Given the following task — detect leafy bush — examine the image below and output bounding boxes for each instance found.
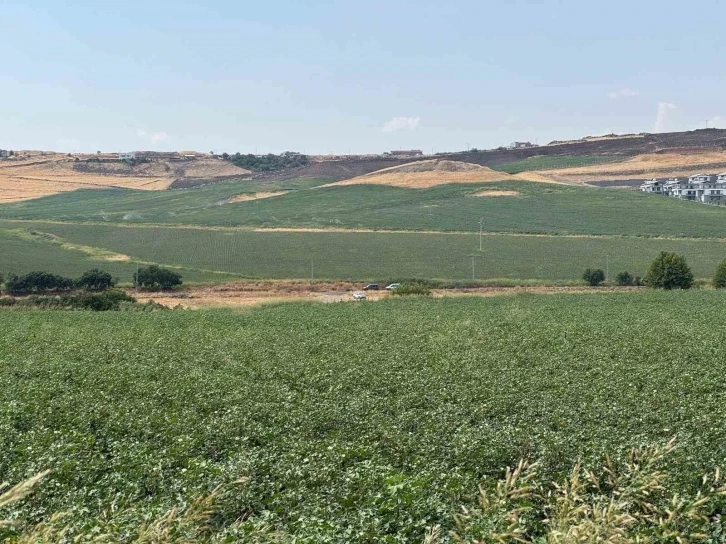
[134,265,183,290]
[713,257,726,288]
[11,290,136,311]
[645,251,694,290]
[4,271,74,295]
[75,268,116,291]
[615,271,634,286]
[582,268,605,286]
[389,281,432,296]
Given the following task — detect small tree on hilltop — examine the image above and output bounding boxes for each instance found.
[645,251,693,290]
[713,257,726,289]
[583,268,605,286]
[134,265,182,290]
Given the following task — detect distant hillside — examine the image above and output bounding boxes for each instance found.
[253,129,726,183]
[0,153,251,201]
[444,128,726,167]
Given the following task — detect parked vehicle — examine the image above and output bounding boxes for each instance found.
[352,292,367,301]
[385,283,400,290]
[363,284,379,290]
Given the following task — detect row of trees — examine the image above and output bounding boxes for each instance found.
[2,266,182,295]
[583,251,726,290]
[223,151,309,172]
[3,269,116,295]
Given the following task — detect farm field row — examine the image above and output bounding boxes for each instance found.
[4,221,726,282]
[2,292,726,541]
[3,180,726,237]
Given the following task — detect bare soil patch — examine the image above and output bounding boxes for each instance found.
[130,281,642,309]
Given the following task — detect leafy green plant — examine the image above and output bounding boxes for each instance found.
[645,251,694,290]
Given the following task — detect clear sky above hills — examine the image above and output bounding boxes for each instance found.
[1,0,724,154]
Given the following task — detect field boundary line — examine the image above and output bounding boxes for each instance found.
[3,219,726,243]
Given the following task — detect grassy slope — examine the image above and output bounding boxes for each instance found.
[489,154,620,173]
[0,228,240,283]
[5,221,726,280]
[3,181,726,237]
[2,292,726,541]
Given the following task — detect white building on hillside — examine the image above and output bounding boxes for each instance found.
[643,174,725,203]
[119,152,136,160]
[639,179,665,194]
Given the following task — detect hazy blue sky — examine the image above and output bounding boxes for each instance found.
[1,0,724,154]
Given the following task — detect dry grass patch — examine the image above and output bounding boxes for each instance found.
[326,159,514,188]
[0,154,251,202]
[472,189,520,197]
[228,191,288,203]
[538,150,726,182]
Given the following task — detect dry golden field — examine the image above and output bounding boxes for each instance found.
[0,154,250,202]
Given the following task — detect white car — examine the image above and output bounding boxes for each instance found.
[385,283,400,290]
[352,292,367,301]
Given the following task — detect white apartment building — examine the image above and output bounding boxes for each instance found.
[640,174,726,203]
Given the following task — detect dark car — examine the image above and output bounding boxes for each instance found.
[363,284,380,290]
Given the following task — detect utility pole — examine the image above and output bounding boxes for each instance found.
[135,262,139,291]
[606,255,609,282]
[478,217,483,251]
[311,259,314,282]
[472,256,475,280]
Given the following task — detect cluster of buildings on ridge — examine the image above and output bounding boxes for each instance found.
[640,174,726,203]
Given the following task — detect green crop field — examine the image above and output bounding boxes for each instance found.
[489,154,621,174]
[2,292,726,541]
[4,221,726,282]
[0,227,240,284]
[3,181,726,238]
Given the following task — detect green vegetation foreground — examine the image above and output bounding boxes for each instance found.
[2,292,726,541]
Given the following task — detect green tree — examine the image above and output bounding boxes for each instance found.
[713,257,726,288]
[134,265,182,290]
[645,251,694,290]
[615,271,634,286]
[76,269,116,291]
[582,268,605,286]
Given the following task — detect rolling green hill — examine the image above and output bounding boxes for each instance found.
[2,180,726,238]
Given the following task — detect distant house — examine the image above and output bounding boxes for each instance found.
[0,149,9,159]
[119,152,136,160]
[388,149,423,157]
[639,179,665,194]
[509,141,536,150]
[641,174,725,203]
